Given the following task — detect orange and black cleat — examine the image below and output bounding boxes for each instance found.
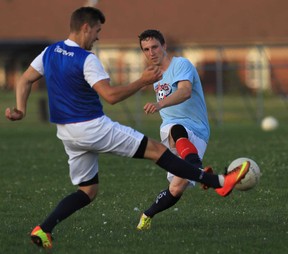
[215,161,250,197]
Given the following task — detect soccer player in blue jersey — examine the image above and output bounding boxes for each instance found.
[5,7,249,249]
[137,29,214,230]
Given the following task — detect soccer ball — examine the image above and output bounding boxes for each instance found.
[261,116,278,131]
[227,157,261,191]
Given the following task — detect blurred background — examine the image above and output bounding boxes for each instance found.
[1,3,288,253]
[0,0,287,128]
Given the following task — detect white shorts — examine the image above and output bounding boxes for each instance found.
[160,124,207,187]
[56,115,144,185]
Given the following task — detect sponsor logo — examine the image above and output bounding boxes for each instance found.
[155,83,172,101]
[155,190,167,204]
[54,45,74,57]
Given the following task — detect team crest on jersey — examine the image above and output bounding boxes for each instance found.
[155,83,172,101]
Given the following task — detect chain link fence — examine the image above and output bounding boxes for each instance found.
[1,44,287,128]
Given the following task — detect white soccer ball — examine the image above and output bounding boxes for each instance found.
[261,116,278,131]
[227,157,261,191]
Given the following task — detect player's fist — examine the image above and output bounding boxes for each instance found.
[141,65,162,85]
[5,107,24,121]
[144,102,161,114]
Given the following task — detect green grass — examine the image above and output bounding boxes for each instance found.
[0,91,288,253]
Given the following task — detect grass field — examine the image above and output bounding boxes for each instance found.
[0,91,288,253]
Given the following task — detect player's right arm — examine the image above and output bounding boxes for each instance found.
[5,66,42,121]
[92,65,162,105]
[84,54,161,105]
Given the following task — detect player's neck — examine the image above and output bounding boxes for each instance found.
[160,55,171,71]
[68,33,84,49]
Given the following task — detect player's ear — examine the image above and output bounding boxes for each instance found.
[82,23,90,33]
[163,43,167,50]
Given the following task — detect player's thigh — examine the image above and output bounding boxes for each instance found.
[58,116,144,158]
[89,116,145,157]
[64,141,99,186]
[160,124,177,154]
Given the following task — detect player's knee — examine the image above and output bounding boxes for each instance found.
[169,185,184,197]
[89,192,98,201]
[78,173,99,201]
[169,181,189,197]
[170,124,188,142]
[89,185,99,201]
[78,184,99,201]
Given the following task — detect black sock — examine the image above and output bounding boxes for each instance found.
[185,153,203,169]
[156,149,221,188]
[144,189,181,218]
[40,190,91,233]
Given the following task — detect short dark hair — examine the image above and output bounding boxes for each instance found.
[70,7,105,32]
[138,29,165,49]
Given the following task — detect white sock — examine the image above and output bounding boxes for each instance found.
[218,175,225,186]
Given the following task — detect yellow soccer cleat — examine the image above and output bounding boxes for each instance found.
[31,225,52,249]
[137,213,152,230]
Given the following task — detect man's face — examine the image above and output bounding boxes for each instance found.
[141,37,166,66]
[83,21,102,50]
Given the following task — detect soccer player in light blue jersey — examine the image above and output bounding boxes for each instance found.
[5,8,249,249]
[137,29,214,230]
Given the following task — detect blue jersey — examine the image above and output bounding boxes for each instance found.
[43,41,104,124]
[154,57,210,143]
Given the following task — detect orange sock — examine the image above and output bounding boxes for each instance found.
[175,138,198,159]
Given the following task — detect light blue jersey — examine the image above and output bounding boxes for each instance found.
[154,57,210,143]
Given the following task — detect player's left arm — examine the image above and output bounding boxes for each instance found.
[144,80,192,114]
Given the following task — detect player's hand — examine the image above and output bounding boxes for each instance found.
[5,107,24,121]
[144,102,161,114]
[141,65,162,85]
